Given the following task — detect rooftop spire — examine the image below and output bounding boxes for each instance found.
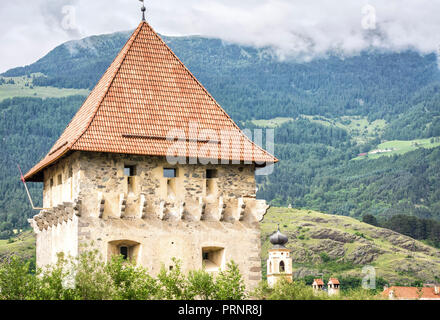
[270,225,288,248]
[139,0,146,21]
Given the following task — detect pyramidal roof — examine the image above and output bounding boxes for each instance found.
[25,21,277,181]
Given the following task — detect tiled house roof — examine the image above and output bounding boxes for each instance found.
[328,278,340,285]
[383,286,440,300]
[25,21,278,182]
[313,279,324,286]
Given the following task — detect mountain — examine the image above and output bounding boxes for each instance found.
[1,29,440,240]
[262,208,440,285]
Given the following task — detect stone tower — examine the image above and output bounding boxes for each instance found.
[24,16,277,291]
[266,226,292,287]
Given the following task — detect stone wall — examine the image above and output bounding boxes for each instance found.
[31,151,269,291]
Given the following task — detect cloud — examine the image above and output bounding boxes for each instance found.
[1,0,440,73]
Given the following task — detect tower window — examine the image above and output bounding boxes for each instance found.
[120,246,128,260]
[164,168,177,197]
[206,169,217,179]
[124,165,137,193]
[202,247,225,272]
[108,240,140,264]
[164,168,177,178]
[206,169,218,196]
[124,165,136,177]
[279,261,285,273]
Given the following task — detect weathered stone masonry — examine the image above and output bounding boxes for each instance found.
[29,151,269,290]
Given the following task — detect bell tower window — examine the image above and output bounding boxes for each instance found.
[279,260,285,273]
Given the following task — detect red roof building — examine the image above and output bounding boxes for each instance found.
[24,20,277,182]
[313,279,325,287]
[383,286,440,300]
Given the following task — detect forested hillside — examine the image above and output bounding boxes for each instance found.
[1,29,440,240]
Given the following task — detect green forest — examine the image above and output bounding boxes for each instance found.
[1,30,440,247]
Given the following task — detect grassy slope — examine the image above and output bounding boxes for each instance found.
[261,207,440,285]
[353,138,440,160]
[0,230,35,261]
[0,75,89,101]
[303,115,387,144]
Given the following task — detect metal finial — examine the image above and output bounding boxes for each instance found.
[139,0,146,21]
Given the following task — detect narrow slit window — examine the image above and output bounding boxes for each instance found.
[206,169,217,196]
[124,165,136,193]
[57,174,62,185]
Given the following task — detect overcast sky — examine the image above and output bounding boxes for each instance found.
[1,0,440,73]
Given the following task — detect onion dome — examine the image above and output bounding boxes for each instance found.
[270,225,288,248]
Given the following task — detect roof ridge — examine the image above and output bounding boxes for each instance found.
[70,22,145,151]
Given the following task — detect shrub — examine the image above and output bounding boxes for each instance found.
[320,252,331,263]
[213,261,247,300]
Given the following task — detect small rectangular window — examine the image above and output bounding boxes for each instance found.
[206,169,217,179]
[164,168,177,178]
[124,165,136,177]
[206,170,217,196]
[120,246,128,260]
[57,174,62,185]
[50,178,54,187]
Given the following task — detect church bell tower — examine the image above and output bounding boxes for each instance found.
[267,225,292,287]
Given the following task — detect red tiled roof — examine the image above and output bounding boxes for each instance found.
[313,279,324,286]
[24,21,278,181]
[328,278,340,285]
[383,286,440,300]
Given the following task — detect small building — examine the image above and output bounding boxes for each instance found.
[267,226,292,287]
[312,279,325,292]
[327,278,340,296]
[383,286,440,300]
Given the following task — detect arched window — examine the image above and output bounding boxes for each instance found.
[279,260,285,273]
